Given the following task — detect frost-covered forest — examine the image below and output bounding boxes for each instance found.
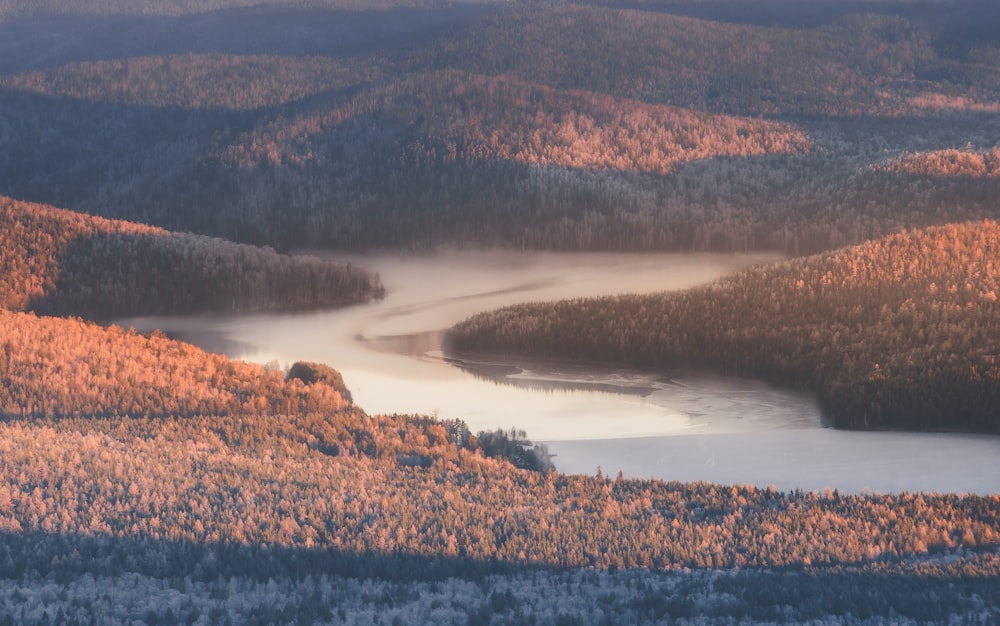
[1,0,1000,622]
[0,197,382,318]
[0,0,998,251]
[447,221,1000,433]
[0,207,998,621]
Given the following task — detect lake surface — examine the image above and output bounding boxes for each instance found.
[119,250,1000,495]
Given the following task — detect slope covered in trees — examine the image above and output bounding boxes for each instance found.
[1,2,998,620]
[415,2,936,117]
[0,0,448,21]
[3,215,993,579]
[2,54,381,111]
[0,0,998,252]
[0,310,350,419]
[0,298,997,621]
[447,220,1000,433]
[225,70,810,175]
[0,344,998,574]
[0,196,382,318]
[2,408,1000,571]
[0,202,994,623]
[0,542,996,625]
[882,147,1000,178]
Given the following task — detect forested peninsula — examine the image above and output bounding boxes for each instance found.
[447,221,1000,433]
[0,196,382,318]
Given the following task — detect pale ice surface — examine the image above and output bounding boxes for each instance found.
[119,250,1000,495]
[549,432,1000,495]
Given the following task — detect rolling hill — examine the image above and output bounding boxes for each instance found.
[0,0,998,252]
[1,2,999,620]
[0,196,383,318]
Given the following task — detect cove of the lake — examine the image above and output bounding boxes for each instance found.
[119,250,1000,495]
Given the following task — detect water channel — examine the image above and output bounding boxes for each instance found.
[119,250,1000,495]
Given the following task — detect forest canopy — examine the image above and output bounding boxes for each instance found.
[0,0,997,252]
[0,196,383,318]
[0,1,999,621]
[447,220,1000,433]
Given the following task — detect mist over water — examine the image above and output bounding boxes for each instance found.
[120,250,1000,495]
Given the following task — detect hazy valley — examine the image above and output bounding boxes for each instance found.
[1,0,999,623]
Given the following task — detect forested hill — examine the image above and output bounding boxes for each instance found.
[0,300,998,624]
[882,147,1000,178]
[0,0,998,251]
[0,310,350,419]
[0,0,448,20]
[0,214,997,622]
[0,196,383,318]
[447,220,1000,433]
[0,305,998,603]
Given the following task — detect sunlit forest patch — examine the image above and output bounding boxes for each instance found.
[224,70,810,174]
[882,147,1000,178]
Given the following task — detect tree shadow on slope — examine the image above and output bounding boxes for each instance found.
[0,530,996,624]
[26,231,382,320]
[0,5,487,75]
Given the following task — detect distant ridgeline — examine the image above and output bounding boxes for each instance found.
[447,221,1000,433]
[0,0,998,252]
[0,196,383,319]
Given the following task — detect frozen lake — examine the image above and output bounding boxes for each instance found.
[119,250,1000,495]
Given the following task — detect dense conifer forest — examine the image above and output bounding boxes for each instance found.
[0,196,383,318]
[0,0,998,251]
[0,302,998,622]
[447,221,1000,433]
[1,0,999,621]
[0,199,996,620]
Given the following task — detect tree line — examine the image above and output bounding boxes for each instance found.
[0,196,383,319]
[0,206,996,577]
[883,147,1000,179]
[0,409,997,575]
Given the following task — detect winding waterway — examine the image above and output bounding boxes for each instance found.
[119,250,1000,495]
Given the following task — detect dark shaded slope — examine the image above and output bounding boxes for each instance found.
[0,529,996,623]
[0,4,477,73]
[414,3,943,116]
[447,221,1000,433]
[1,1,998,254]
[0,196,383,318]
[2,54,381,110]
